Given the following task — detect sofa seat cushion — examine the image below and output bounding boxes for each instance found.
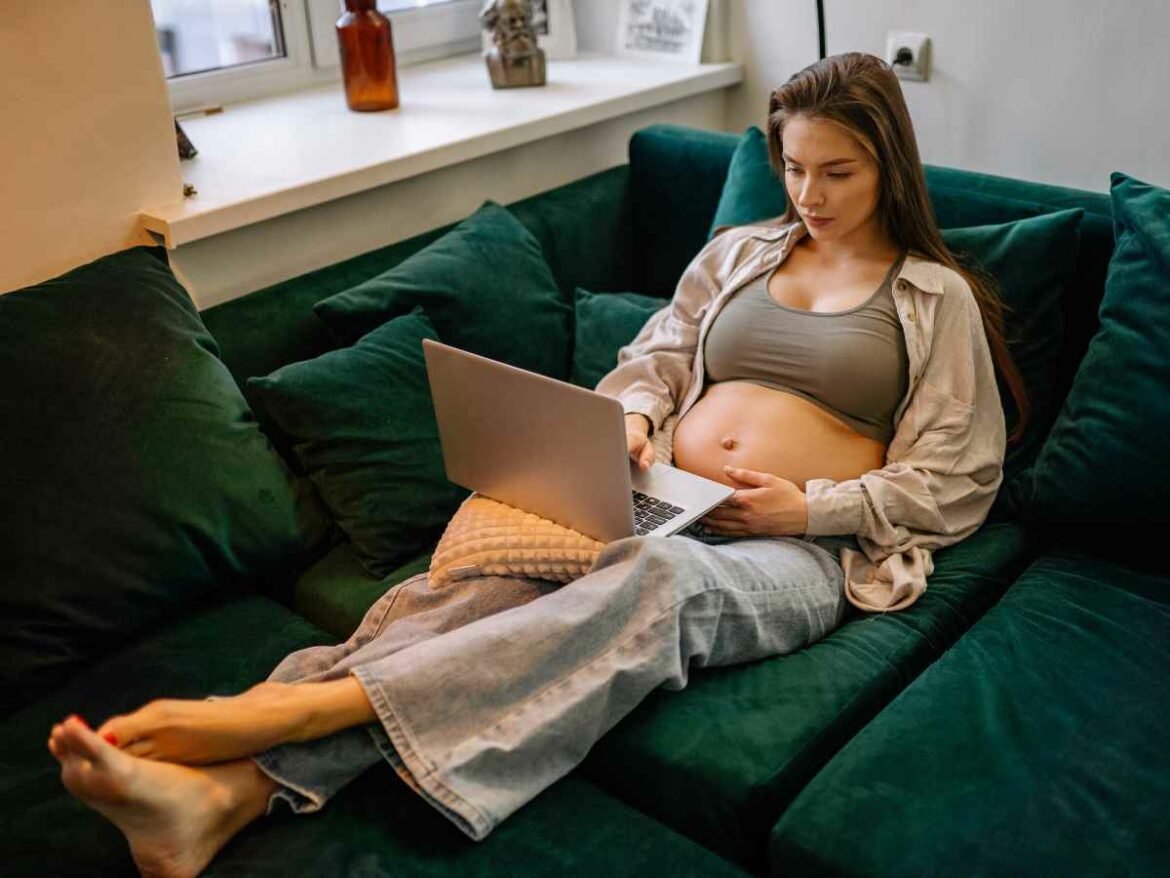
[0,594,333,876]
[199,767,749,878]
[769,549,1170,877]
[0,247,331,714]
[580,519,1037,873]
[294,541,432,640]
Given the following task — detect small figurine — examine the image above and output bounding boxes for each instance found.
[480,0,547,89]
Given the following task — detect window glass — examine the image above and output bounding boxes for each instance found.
[152,0,285,78]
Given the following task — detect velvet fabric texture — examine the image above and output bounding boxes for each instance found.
[629,125,737,297]
[248,308,468,580]
[313,201,573,380]
[709,125,787,235]
[1013,174,1170,554]
[570,288,666,389]
[770,549,1170,877]
[943,209,1084,483]
[0,248,330,715]
[293,542,430,641]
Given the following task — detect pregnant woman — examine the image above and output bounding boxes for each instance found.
[47,52,1022,878]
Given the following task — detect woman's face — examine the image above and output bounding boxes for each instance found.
[781,115,884,244]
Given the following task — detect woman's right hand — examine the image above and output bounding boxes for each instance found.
[625,413,656,472]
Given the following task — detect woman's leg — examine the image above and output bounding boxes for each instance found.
[94,573,559,765]
[343,533,845,840]
[52,572,560,872]
[47,715,275,878]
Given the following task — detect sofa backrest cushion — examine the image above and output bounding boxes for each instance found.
[313,201,573,381]
[570,289,665,390]
[202,168,633,397]
[708,125,786,236]
[1011,173,1170,557]
[629,125,737,298]
[0,248,332,714]
[942,209,1085,486]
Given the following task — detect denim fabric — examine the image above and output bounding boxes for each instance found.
[252,530,848,839]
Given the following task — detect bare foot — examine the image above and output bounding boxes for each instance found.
[48,716,273,878]
[96,679,376,766]
[96,682,305,765]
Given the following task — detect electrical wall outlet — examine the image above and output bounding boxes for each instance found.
[886,31,931,82]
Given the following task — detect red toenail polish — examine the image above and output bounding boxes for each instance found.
[103,732,118,746]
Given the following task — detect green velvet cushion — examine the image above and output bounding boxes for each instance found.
[943,209,1084,485]
[0,248,329,715]
[248,308,468,580]
[581,520,1037,872]
[293,541,432,640]
[1013,173,1170,554]
[204,769,750,878]
[570,288,666,389]
[708,126,787,235]
[770,550,1170,876]
[629,125,738,297]
[313,201,573,380]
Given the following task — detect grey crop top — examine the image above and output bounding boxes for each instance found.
[702,254,910,444]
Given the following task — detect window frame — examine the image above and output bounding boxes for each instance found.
[164,0,481,113]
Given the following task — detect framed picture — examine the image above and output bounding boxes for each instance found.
[615,0,709,64]
[481,0,577,61]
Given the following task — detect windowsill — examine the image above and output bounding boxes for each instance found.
[140,51,743,247]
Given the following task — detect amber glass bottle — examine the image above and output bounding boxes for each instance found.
[336,0,399,111]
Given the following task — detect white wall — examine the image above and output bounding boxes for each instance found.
[0,0,183,294]
[725,0,1170,192]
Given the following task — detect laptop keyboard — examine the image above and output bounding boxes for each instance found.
[632,491,686,536]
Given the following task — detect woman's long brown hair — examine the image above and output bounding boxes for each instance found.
[766,52,1029,446]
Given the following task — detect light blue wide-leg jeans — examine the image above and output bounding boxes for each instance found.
[252,529,852,840]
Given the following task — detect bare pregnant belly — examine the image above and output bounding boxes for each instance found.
[672,381,889,491]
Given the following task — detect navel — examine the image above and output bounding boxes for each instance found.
[721,436,737,451]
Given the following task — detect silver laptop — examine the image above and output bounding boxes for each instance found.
[422,339,735,543]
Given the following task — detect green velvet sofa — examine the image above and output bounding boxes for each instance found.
[3,123,1165,877]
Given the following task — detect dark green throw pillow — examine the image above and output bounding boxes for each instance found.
[571,289,666,390]
[709,126,787,236]
[942,209,1084,483]
[248,307,469,579]
[314,201,572,380]
[1013,173,1170,548]
[0,248,330,714]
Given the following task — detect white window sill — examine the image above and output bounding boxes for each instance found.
[141,51,743,248]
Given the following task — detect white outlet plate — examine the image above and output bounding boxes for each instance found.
[886,31,931,82]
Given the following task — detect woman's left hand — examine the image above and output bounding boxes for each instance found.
[699,466,809,537]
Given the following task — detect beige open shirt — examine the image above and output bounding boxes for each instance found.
[595,219,1006,613]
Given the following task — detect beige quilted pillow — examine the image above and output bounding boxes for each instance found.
[429,493,605,586]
